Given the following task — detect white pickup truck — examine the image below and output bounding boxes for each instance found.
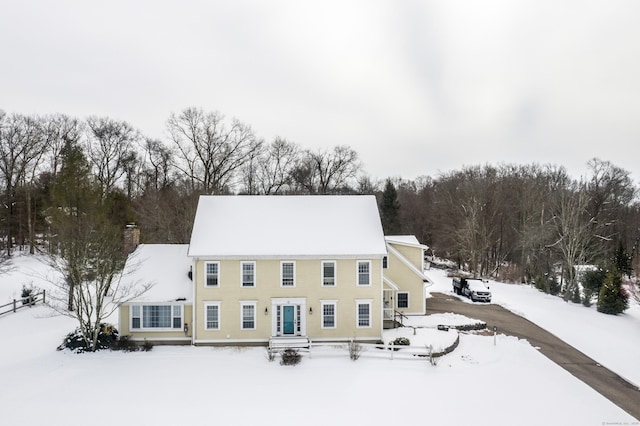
[452,277,492,302]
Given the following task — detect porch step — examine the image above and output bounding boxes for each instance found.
[384,319,402,329]
[268,337,310,351]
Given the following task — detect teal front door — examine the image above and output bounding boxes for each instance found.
[283,306,295,335]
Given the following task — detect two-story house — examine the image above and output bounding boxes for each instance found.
[118,195,429,346]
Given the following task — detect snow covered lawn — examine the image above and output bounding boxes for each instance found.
[425,267,640,387]
[0,255,638,424]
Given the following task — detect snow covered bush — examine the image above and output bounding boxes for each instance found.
[280,348,301,366]
[20,285,36,306]
[392,337,410,346]
[57,323,119,353]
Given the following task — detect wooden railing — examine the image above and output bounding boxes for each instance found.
[383,309,409,325]
[306,340,444,362]
[0,290,46,316]
[394,310,408,326]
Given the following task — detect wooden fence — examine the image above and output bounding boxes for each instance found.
[0,290,46,317]
[269,338,459,363]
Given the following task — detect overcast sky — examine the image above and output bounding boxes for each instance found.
[2,0,639,184]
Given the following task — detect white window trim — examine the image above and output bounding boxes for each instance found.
[130,303,183,332]
[355,299,372,329]
[204,261,220,288]
[240,301,257,330]
[204,301,221,330]
[356,260,372,286]
[397,292,409,309]
[280,261,296,287]
[320,300,338,329]
[321,260,337,287]
[240,261,256,287]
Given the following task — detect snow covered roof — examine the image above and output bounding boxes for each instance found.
[188,195,387,258]
[122,244,192,302]
[385,235,429,249]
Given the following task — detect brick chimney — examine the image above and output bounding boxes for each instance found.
[124,224,140,254]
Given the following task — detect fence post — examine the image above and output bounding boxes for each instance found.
[42,290,46,305]
[390,342,394,360]
[13,299,16,313]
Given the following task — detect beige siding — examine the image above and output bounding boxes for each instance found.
[119,304,193,343]
[193,258,383,344]
[385,243,425,315]
[392,243,424,270]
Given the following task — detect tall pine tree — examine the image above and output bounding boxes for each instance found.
[380,179,401,235]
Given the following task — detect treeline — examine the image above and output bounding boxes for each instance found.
[389,161,639,301]
[1,107,638,303]
[0,107,365,250]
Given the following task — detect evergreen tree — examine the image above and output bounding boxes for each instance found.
[46,140,146,351]
[582,266,606,307]
[50,140,101,310]
[380,179,401,235]
[613,241,633,278]
[597,267,628,314]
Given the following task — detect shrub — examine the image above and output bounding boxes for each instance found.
[112,335,139,352]
[348,340,362,361]
[392,337,410,346]
[280,348,301,366]
[21,285,36,306]
[141,339,154,352]
[57,323,119,353]
[111,336,153,352]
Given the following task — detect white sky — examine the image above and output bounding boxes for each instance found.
[2,0,640,184]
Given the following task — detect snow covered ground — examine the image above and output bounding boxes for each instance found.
[424,267,640,387]
[0,254,638,425]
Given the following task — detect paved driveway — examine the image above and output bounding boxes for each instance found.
[427,292,640,421]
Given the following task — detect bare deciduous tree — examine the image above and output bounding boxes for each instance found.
[47,220,151,351]
[85,116,138,197]
[293,145,360,194]
[548,182,610,300]
[0,113,48,256]
[167,107,261,194]
[141,138,174,191]
[255,137,299,194]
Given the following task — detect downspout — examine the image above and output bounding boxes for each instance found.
[191,257,197,345]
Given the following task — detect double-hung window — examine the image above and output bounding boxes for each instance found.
[131,304,182,330]
[241,262,255,287]
[356,300,371,328]
[131,305,141,329]
[281,261,295,287]
[357,261,371,286]
[321,301,337,329]
[205,262,220,287]
[205,302,220,330]
[241,302,256,330]
[397,292,409,309]
[322,261,336,286]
